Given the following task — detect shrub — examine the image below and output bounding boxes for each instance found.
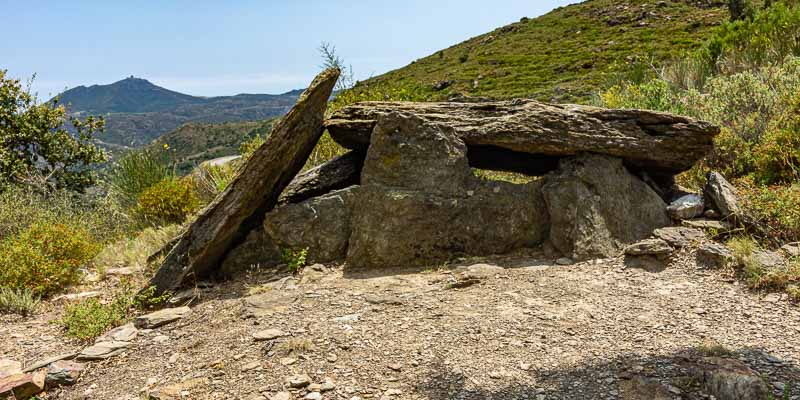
[0,287,40,316]
[106,150,173,207]
[136,177,199,226]
[737,179,800,244]
[0,221,101,296]
[281,247,308,273]
[60,294,132,340]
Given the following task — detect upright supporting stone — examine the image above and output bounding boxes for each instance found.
[144,68,340,296]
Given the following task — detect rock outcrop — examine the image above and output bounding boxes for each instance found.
[325,100,719,178]
[145,68,340,296]
[543,155,671,260]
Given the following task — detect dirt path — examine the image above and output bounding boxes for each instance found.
[3,253,799,399]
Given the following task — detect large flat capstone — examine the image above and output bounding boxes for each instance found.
[324,100,719,178]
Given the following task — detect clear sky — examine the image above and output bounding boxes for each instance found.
[2,0,575,98]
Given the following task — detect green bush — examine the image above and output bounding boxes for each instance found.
[0,287,40,316]
[737,179,800,243]
[106,150,174,207]
[60,294,132,340]
[0,221,101,296]
[136,177,199,225]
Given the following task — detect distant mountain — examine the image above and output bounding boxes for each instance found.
[53,77,301,149]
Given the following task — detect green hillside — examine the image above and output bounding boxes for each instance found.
[359,0,728,102]
[148,119,274,174]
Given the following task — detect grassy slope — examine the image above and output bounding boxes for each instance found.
[361,0,727,102]
[147,119,274,173]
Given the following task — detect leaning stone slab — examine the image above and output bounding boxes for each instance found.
[135,306,192,329]
[704,171,742,218]
[325,100,719,177]
[144,68,340,297]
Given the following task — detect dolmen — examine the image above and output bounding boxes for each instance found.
[144,69,719,297]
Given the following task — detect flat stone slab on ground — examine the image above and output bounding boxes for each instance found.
[253,328,286,341]
[77,341,132,361]
[135,306,192,329]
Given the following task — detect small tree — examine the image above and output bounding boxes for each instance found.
[0,70,107,191]
[318,42,355,92]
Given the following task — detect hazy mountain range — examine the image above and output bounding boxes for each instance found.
[53,77,300,149]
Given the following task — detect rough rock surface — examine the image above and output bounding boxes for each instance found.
[267,187,359,263]
[667,193,704,220]
[277,150,365,206]
[134,307,192,329]
[325,100,719,177]
[45,360,83,387]
[782,242,800,258]
[653,227,706,248]
[623,239,673,256]
[705,171,742,218]
[346,113,549,269]
[543,155,671,261]
[689,357,770,400]
[222,187,360,273]
[145,68,340,296]
[696,242,734,269]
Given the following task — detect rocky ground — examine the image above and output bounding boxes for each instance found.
[2,250,799,400]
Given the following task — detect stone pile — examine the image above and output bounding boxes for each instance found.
[145,80,722,296]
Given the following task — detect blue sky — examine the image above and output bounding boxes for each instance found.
[2,1,575,98]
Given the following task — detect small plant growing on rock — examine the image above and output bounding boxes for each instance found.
[0,287,40,316]
[134,285,172,310]
[281,247,308,273]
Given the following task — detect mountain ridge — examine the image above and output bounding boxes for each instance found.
[54,77,300,148]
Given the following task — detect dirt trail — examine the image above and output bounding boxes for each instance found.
[3,253,799,399]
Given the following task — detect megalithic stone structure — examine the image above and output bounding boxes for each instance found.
[144,68,340,297]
